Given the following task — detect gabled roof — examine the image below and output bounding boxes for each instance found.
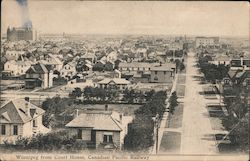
[66,111,123,131]
[26,63,51,74]
[0,99,45,124]
[228,69,238,79]
[97,78,130,85]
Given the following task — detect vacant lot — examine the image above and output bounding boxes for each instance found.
[177,74,186,84]
[66,104,141,116]
[167,104,184,128]
[159,132,181,154]
[206,105,226,131]
[176,85,185,97]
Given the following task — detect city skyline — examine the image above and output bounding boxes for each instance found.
[1,1,249,37]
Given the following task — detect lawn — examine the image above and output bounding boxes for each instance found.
[177,74,186,84]
[176,85,185,97]
[68,104,141,116]
[206,105,226,131]
[159,131,181,154]
[166,104,184,128]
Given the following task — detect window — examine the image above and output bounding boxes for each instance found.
[1,125,6,135]
[155,71,158,74]
[103,135,113,143]
[164,71,166,75]
[13,125,18,135]
[33,120,37,127]
[77,129,82,139]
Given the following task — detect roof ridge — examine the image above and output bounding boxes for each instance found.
[11,100,31,123]
[110,116,123,131]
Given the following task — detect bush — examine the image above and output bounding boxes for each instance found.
[13,130,87,152]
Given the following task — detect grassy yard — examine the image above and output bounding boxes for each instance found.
[65,104,141,116]
[176,85,186,97]
[167,104,184,128]
[177,74,186,84]
[159,132,181,154]
[206,105,226,131]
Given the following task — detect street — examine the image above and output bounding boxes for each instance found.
[180,52,218,154]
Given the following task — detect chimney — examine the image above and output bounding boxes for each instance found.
[105,104,108,111]
[119,114,123,124]
[25,97,30,102]
[25,97,30,117]
[240,56,244,67]
[75,109,79,118]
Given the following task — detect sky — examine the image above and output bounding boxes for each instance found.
[1,0,249,37]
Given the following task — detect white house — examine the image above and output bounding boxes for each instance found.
[60,62,77,79]
[0,98,50,144]
[3,60,32,76]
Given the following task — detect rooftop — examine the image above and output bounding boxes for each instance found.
[0,99,45,124]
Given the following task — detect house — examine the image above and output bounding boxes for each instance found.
[0,98,50,144]
[66,109,133,150]
[60,62,77,80]
[25,63,53,89]
[39,54,63,71]
[150,63,176,83]
[5,50,25,60]
[97,78,130,91]
[221,70,250,106]
[80,53,97,64]
[230,56,250,71]
[106,51,118,63]
[208,54,231,66]
[3,60,32,77]
[118,62,159,73]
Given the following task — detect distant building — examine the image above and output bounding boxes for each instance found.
[97,78,130,91]
[0,98,50,144]
[230,56,250,71]
[5,50,25,60]
[195,37,219,48]
[150,63,176,83]
[7,27,35,41]
[25,63,53,89]
[3,60,32,77]
[60,62,77,80]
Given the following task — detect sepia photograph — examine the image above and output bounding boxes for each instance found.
[0,0,249,161]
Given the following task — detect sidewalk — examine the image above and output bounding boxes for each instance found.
[151,73,179,154]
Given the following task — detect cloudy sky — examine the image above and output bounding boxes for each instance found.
[1,0,249,37]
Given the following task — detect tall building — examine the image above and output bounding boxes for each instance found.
[195,36,219,48]
[7,26,34,41]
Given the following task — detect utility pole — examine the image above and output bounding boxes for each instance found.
[154,114,160,154]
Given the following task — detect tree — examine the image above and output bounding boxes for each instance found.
[41,97,73,128]
[124,116,154,151]
[71,87,82,98]
[169,91,178,114]
[83,86,93,101]
[145,90,155,102]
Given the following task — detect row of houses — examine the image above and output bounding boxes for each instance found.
[0,98,132,150]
